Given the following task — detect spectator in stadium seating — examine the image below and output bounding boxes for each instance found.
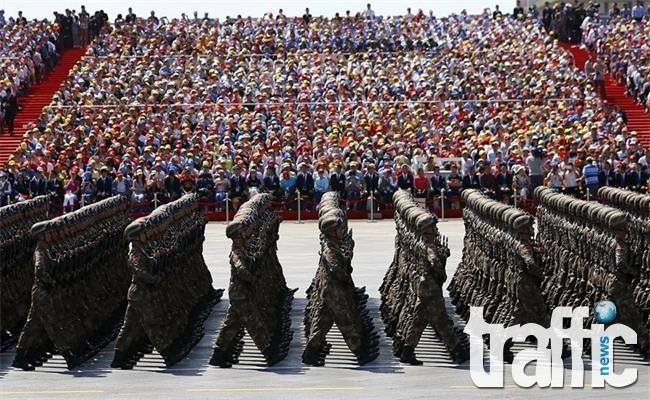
[313,166,329,204]
[462,166,481,191]
[164,168,182,201]
[29,167,47,197]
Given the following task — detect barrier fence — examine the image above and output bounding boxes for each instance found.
[2,189,628,222]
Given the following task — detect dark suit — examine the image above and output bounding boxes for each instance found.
[330,171,346,196]
[598,169,616,187]
[296,172,314,196]
[495,172,513,198]
[397,173,414,191]
[95,175,113,200]
[462,174,481,190]
[363,173,379,196]
[228,175,247,198]
[430,174,447,195]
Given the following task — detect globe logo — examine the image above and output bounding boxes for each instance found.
[594,301,617,324]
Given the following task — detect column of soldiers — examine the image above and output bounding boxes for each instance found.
[448,189,548,361]
[380,189,468,365]
[302,192,379,366]
[112,194,223,369]
[210,193,297,368]
[535,186,649,357]
[598,187,650,335]
[0,196,50,351]
[12,196,132,370]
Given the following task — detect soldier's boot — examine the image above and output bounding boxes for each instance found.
[111,350,132,369]
[354,344,379,366]
[450,343,470,364]
[12,353,35,371]
[503,340,514,364]
[399,345,423,365]
[302,345,325,366]
[209,348,232,368]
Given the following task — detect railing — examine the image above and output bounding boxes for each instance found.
[5,186,624,222]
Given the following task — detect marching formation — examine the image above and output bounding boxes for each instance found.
[0,196,49,351]
[380,189,467,365]
[2,185,649,372]
[112,194,223,369]
[302,192,379,366]
[598,187,650,333]
[12,196,131,370]
[210,193,297,368]
[535,186,649,357]
[449,189,548,360]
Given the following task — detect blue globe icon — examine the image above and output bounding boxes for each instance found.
[594,301,617,324]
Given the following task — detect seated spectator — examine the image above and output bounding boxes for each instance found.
[229,165,247,211]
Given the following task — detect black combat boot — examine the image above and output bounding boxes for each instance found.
[399,346,423,365]
[209,348,232,368]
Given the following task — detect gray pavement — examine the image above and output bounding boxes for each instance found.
[1,219,648,399]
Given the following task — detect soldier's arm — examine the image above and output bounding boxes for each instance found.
[231,250,255,283]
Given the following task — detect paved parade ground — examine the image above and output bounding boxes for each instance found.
[1,219,648,399]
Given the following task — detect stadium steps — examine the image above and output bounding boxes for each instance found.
[561,42,650,148]
[0,48,87,163]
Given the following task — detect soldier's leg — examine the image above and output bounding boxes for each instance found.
[13,307,51,370]
[400,303,427,365]
[112,304,148,368]
[210,306,244,367]
[611,286,649,356]
[303,308,334,366]
[426,285,468,362]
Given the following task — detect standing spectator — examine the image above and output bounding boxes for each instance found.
[462,166,481,191]
[79,5,89,47]
[246,166,263,196]
[377,167,396,208]
[313,167,329,205]
[47,169,64,208]
[196,163,215,204]
[495,162,513,201]
[581,156,600,197]
[429,166,447,207]
[563,163,579,196]
[2,88,18,135]
[413,167,431,200]
[62,172,80,212]
[527,147,545,191]
[329,163,346,200]
[279,168,297,208]
[593,58,606,99]
[295,162,314,209]
[0,171,12,206]
[29,167,47,197]
[229,165,247,211]
[125,7,136,23]
[164,168,182,201]
[131,169,148,207]
[112,171,131,197]
[598,161,616,188]
[95,166,112,201]
[363,163,379,200]
[214,170,230,211]
[632,1,646,22]
[546,164,563,191]
[263,165,282,200]
[628,163,649,193]
[479,163,496,198]
[345,161,364,210]
[397,164,414,191]
[512,165,530,206]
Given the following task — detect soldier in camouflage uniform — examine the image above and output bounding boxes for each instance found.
[302,192,379,366]
[0,196,49,351]
[112,194,222,369]
[536,186,649,357]
[381,189,468,365]
[13,196,131,370]
[210,193,296,368]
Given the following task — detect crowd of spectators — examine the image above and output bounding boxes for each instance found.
[0,5,648,211]
[582,3,650,113]
[0,11,60,135]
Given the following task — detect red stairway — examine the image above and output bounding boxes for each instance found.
[560,42,650,148]
[0,48,87,163]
